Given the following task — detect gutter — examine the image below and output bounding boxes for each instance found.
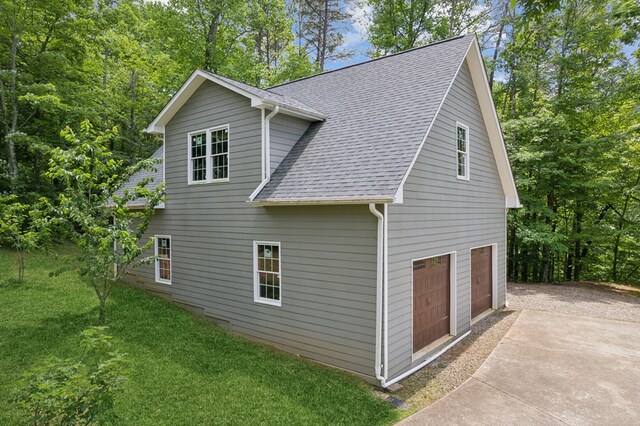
[369,203,388,387]
[247,196,394,206]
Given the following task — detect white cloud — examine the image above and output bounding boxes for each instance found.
[347,2,372,40]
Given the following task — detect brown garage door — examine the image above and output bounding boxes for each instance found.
[471,246,493,319]
[413,255,450,353]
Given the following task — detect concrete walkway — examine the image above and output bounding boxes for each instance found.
[399,310,640,425]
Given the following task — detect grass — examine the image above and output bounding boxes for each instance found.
[0,249,398,425]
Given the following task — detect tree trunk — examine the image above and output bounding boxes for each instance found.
[508,222,517,280]
[6,24,21,189]
[573,209,583,280]
[489,1,509,90]
[17,251,25,282]
[204,12,221,71]
[318,0,329,70]
[98,297,107,324]
[448,0,458,37]
[129,69,137,157]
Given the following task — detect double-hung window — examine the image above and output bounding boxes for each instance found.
[456,123,469,180]
[155,235,171,284]
[188,125,229,184]
[254,242,281,306]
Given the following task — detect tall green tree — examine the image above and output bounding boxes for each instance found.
[366,0,492,56]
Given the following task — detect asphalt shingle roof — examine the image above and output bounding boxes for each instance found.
[114,146,164,207]
[252,35,473,202]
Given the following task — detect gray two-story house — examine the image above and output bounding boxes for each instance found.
[124,34,520,388]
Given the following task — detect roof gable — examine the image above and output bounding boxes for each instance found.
[146,70,325,134]
[251,35,519,208]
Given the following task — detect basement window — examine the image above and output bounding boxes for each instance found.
[254,242,281,306]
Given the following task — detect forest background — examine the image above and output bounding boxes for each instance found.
[1,0,638,283]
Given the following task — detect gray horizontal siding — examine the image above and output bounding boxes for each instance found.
[127,81,378,377]
[270,114,309,173]
[386,60,507,379]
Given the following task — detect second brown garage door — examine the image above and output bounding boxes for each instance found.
[471,246,493,319]
[413,255,450,353]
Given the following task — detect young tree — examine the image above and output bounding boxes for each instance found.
[46,120,165,324]
[0,195,53,282]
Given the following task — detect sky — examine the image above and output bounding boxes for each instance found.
[326,2,374,70]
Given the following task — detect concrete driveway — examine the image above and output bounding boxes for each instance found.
[399,310,640,425]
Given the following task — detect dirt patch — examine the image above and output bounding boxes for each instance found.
[393,309,520,415]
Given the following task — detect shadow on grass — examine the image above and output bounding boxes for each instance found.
[101,283,397,426]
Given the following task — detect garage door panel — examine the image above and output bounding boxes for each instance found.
[413,254,451,353]
[471,246,493,319]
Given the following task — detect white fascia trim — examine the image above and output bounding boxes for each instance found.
[247,197,394,206]
[466,39,521,209]
[393,36,521,209]
[146,70,324,134]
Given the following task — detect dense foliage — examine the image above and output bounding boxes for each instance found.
[0,0,637,283]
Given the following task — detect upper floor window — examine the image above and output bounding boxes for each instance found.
[188,125,229,184]
[456,123,469,180]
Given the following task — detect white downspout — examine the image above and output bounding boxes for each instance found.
[264,106,279,179]
[260,108,266,180]
[383,203,389,381]
[369,203,386,387]
[250,106,280,201]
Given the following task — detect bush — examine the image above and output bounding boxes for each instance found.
[15,327,129,425]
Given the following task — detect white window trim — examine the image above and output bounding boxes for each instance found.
[154,235,172,285]
[456,122,470,181]
[253,241,282,307]
[187,124,230,185]
[410,251,457,362]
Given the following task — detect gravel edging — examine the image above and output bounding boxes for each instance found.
[508,282,640,323]
[394,309,520,415]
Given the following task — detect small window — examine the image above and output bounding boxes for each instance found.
[456,123,469,180]
[188,125,229,184]
[254,242,281,306]
[155,236,171,284]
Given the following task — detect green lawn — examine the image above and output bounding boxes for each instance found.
[0,249,397,425]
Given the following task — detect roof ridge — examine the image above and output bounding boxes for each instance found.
[267,34,472,90]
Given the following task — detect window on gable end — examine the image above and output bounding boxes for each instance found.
[188,125,229,184]
[456,123,469,180]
